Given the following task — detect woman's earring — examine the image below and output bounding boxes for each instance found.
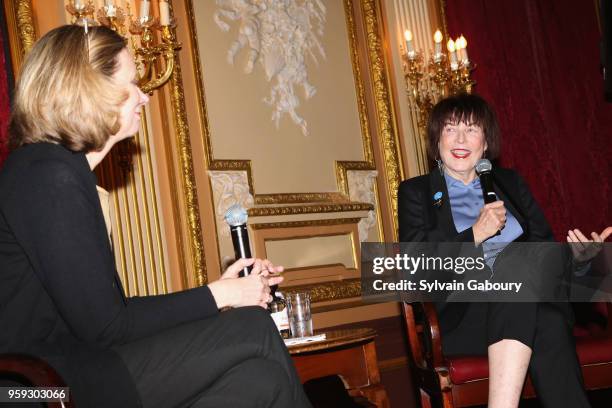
[436,158,444,175]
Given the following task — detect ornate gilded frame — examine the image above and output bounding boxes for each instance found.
[185,0,401,213]
[182,0,402,301]
[2,0,36,77]
[251,217,364,302]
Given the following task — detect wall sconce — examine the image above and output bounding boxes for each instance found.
[401,29,476,130]
[66,0,179,95]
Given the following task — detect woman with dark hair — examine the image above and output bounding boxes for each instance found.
[0,25,311,408]
[398,93,610,408]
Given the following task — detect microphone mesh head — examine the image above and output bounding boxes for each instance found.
[475,158,492,175]
[224,204,248,226]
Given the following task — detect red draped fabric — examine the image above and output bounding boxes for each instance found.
[0,21,10,167]
[446,0,612,240]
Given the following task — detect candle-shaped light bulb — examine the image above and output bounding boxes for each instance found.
[433,29,443,61]
[434,30,443,44]
[447,39,458,70]
[160,0,171,26]
[404,30,415,57]
[459,35,469,63]
[447,39,455,52]
[105,0,116,17]
[454,36,463,62]
[74,0,84,9]
[140,0,150,21]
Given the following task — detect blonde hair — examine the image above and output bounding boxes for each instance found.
[9,25,128,152]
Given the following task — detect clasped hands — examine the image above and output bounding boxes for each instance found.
[208,258,284,310]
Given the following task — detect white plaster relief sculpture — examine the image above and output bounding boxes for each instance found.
[208,170,255,236]
[347,170,378,241]
[214,0,326,136]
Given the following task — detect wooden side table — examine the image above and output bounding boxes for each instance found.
[288,328,390,408]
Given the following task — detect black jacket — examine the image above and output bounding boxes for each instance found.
[398,167,561,332]
[0,143,219,407]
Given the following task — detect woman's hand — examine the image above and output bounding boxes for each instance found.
[209,258,284,309]
[566,227,612,264]
[472,201,506,245]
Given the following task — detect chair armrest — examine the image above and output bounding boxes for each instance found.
[0,354,71,408]
[422,302,446,368]
[402,302,446,370]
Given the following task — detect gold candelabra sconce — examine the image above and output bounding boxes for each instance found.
[401,29,476,130]
[66,0,179,95]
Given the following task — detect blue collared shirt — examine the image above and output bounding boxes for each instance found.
[444,172,523,270]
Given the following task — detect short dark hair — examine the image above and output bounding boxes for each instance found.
[426,93,501,160]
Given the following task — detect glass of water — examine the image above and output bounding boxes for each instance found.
[286,291,313,338]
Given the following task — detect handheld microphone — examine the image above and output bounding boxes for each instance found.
[224,204,252,277]
[475,159,497,204]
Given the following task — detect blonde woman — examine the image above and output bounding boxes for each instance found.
[0,25,311,408]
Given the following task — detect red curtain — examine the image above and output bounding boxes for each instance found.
[446,0,612,240]
[0,20,10,167]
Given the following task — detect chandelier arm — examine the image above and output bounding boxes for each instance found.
[137,59,155,88]
[140,50,175,94]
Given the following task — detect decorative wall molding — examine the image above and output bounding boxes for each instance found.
[361,0,403,240]
[188,0,378,208]
[186,0,401,302]
[167,51,208,287]
[208,170,255,235]
[2,0,37,77]
[284,278,361,303]
[347,170,378,241]
[213,0,327,136]
[251,218,360,230]
[248,202,372,217]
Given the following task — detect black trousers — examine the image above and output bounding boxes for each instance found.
[114,307,312,408]
[441,302,590,408]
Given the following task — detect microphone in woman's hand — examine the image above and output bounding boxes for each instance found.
[224,204,252,277]
[475,159,497,204]
[476,159,502,236]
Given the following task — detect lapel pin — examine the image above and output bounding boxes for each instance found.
[433,191,443,207]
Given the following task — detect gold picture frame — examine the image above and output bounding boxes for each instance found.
[185,0,402,212]
[2,0,36,78]
[182,0,403,300]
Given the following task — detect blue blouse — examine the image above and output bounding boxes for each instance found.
[444,172,523,270]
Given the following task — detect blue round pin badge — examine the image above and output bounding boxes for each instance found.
[433,191,443,200]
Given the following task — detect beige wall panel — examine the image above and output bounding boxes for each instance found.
[266,235,356,270]
[184,0,401,314]
[192,0,365,194]
[251,220,361,287]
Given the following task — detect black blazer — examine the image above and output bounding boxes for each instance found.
[397,167,559,332]
[0,143,219,407]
